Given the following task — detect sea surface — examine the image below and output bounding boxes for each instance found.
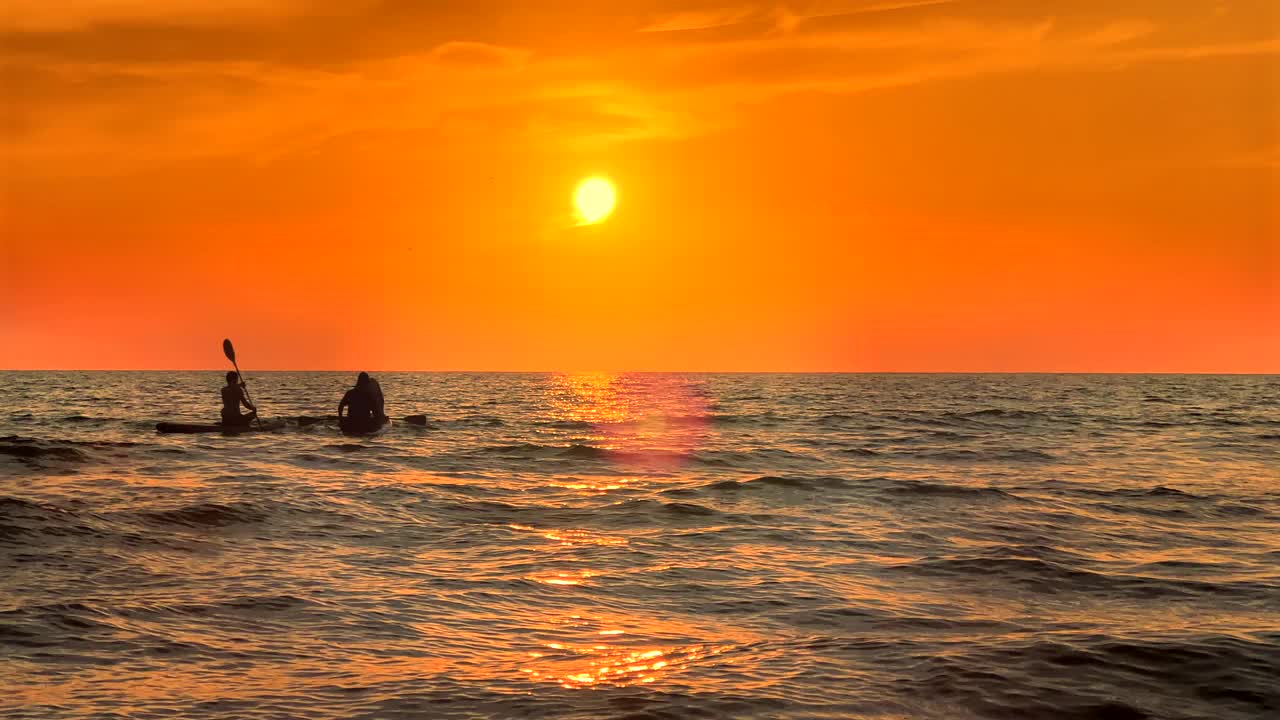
[2,372,1278,720]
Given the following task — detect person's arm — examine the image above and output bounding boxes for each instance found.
[239,385,256,412]
[338,391,349,418]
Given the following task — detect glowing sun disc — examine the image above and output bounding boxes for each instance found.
[574,177,616,225]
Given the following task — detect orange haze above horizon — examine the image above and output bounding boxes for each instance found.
[1,0,1277,371]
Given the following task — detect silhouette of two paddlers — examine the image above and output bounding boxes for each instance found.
[219,370,387,432]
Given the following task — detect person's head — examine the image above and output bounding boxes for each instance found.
[356,372,370,387]
[225,371,238,385]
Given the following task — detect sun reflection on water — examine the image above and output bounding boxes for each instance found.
[515,613,741,691]
[528,569,598,586]
[522,639,730,689]
[505,375,730,692]
[549,476,640,492]
[546,372,713,473]
[508,523,628,546]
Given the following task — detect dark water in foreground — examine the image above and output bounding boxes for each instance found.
[2,372,1278,719]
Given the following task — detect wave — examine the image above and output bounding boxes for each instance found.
[557,443,687,465]
[0,436,88,463]
[435,415,506,428]
[606,498,728,520]
[0,601,117,649]
[0,599,226,659]
[326,443,372,453]
[465,442,697,469]
[703,479,747,491]
[1091,501,1197,520]
[669,475,848,496]
[60,414,112,425]
[661,501,719,516]
[138,502,266,529]
[435,497,739,528]
[0,497,55,512]
[814,412,862,426]
[874,478,1018,500]
[0,496,100,543]
[0,434,144,465]
[741,475,848,491]
[476,442,555,457]
[911,634,1278,720]
[677,412,781,427]
[1079,492,1274,521]
[909,448,1057,463]
[1209,502,1270,518]
[538,420,595,430]
[0,497,196,556]
[959,408,1050,419]
[440,499,526,521]
[881,413,966,428]
[560,444,610,459]
[0,496,70,517]
[895,555,1278,599]
[894,429,982,443]
[1028,482,1277,522]
[118,594,321,619]
[692,447,813,469]
[673,476,1018,504]
[1064,485,1204,500]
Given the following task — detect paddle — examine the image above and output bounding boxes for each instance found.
[222,338,262,428]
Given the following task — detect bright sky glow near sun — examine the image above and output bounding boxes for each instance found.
[0,1,1276,371]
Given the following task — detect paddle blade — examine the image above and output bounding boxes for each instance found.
[222,339,236,364]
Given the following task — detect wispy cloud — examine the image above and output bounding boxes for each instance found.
[429,41,532,69]
[639,6,763,33]
[4,0,1276,175]
[794,0,957,22]
[0,0,326,31]
[638,1,958,36]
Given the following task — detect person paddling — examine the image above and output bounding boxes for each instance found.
[339,372,387,424]
[221,371,257,427]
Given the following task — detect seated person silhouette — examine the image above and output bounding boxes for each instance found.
[339,372,386,424]
[221,371,257,426]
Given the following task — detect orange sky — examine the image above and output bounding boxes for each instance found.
[1,0,1277,371]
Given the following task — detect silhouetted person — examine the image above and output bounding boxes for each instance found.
[221,371,257,426]
[339,372,386,422]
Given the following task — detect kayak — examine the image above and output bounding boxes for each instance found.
[156,415,409,435]
[156,420,286,434]
[339,416,390,436]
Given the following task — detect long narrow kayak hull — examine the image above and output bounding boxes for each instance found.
[156,420,285,434]
[339,417,389,436]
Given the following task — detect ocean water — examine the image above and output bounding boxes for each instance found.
[2,372,1278,720]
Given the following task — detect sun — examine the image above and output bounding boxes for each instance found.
[574,177,616,225]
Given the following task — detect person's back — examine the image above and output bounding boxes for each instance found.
[220,372,256,426]
[221,384,240,415]
[367,377,386,419]
[339,374,375,420]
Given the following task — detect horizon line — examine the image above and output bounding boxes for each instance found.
[1,369,1276,376]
